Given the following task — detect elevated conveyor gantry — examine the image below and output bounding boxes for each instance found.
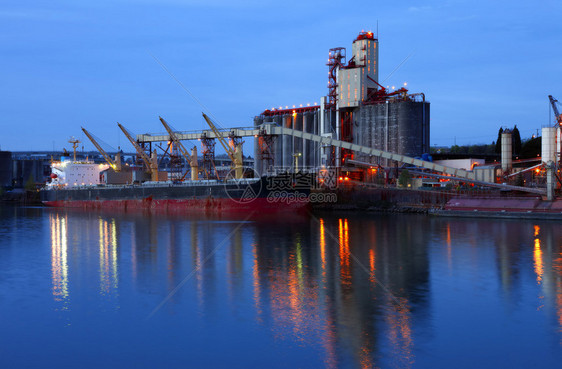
[136,123,546,195]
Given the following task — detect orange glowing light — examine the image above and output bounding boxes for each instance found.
[533,238,543,284]
[338,219,350,272]
[369,249,375,273]
[344,177,349,181]
[320,218,326,271]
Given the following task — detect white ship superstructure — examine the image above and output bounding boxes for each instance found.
[48,157,108,188]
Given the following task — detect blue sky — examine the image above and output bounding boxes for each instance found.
[1,0,561,152]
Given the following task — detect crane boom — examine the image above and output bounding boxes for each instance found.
[81,127,119,171]
[159,117,198,180]
[202,113,236,162]
[548,95,562,126]
[159,117,193,165]
[201,113,244,179]
[117,122,159,181]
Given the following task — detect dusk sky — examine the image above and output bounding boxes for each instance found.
[1,0,561,152]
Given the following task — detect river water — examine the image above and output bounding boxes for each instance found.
[0,206,561,368]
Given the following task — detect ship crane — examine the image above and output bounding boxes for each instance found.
[81,127,121,171]
[202,113,244,179]
[548,95,562,126]
[117,122,159,182]
[158,117,198,181]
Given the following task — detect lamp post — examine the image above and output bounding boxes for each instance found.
[293,152,302,172]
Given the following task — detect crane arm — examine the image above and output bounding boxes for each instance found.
[202,113,236,163]
[82,127,118,170]
[548,95,562,126]
[117,122,152,171]
[549,95,560,117]
[158,117,192,165]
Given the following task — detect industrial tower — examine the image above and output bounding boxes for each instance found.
[254,31,430,179]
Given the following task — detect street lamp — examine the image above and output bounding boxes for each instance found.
[293,152,302,172]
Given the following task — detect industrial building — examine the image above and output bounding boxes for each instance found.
[126,31,558,201]
[0,151,12,188]
[253,31,430,176]
[0,151,52,189]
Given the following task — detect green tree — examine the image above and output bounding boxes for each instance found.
[495,127,503,154]
[24,175,36,191]
[398,169,411,187]
[512,125,522,155]
[520,136,541,159]
[450,145,461,154]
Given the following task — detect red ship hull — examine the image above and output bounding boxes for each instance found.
[42,196,310,214]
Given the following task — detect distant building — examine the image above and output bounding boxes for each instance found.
[0,151,13,187]
[12,158,51,187]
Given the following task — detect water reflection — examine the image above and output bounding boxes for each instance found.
[50,213,69,305]
[44,209,562,367]
[98,217,118,295]
[534,238,544,284]
[249,215,428,368]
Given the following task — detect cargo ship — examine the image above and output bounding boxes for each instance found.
[41,157,311,214]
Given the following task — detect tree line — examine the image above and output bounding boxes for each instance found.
[432,125,541,159]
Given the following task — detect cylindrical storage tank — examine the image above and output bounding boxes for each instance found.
[273,116,283,172]
[312,112,319,168]
[501,132,512,172]
[293,113,303,170]
[282,115,293,169]
[253,116,264,175]
[0,151,13,187]
[303,112,311,169]
[395,101,427,158]
[542,127,557,164]
[371,103,392,166]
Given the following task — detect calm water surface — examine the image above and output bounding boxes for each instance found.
[1,206,561,368]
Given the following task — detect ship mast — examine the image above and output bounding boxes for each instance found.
[68,137,80,162]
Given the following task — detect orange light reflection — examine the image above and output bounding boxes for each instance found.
[339,219,351,285]
[320,218,326,274]
[533,238,543,284]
